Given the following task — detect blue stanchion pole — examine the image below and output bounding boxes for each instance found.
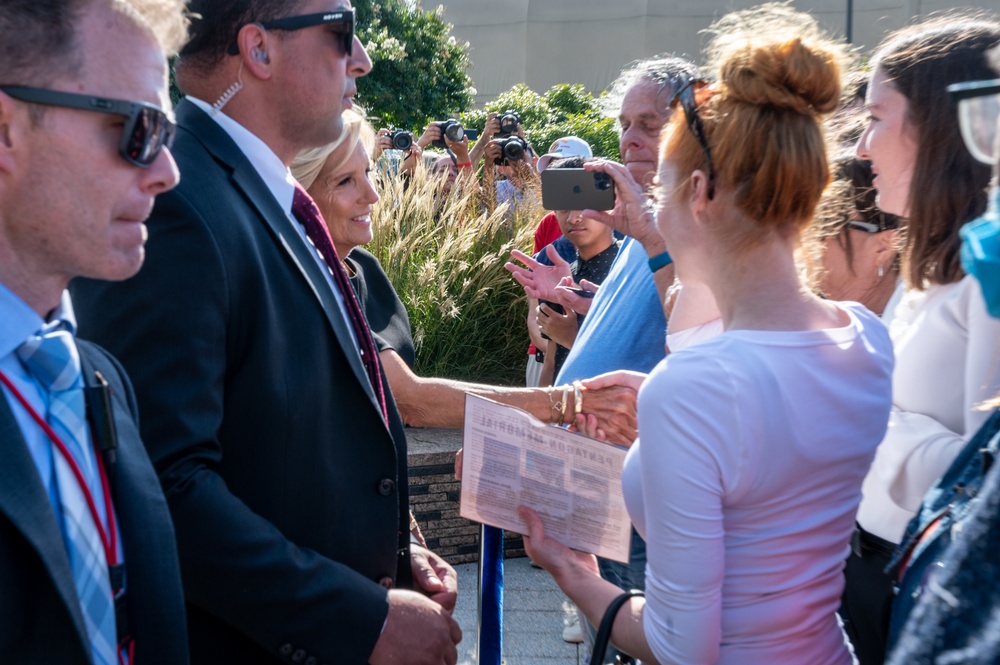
[477,524,504,665]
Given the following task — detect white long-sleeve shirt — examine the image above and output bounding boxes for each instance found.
[623,302,894,664]
[858,275,1000,543]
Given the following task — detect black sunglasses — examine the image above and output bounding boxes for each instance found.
[846,215,899,234]
[672,79,716,200]
[0,85,174,168]
[227,9,355,57]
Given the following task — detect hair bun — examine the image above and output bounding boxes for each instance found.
[705,3,848,117]
[720,37,841,116]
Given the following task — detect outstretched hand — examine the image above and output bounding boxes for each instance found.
[505,244,573,301]
[564,370,647,446]
[582,370,648,394]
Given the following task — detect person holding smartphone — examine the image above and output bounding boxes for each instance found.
[535,158,621,385]
[523,6,893,663]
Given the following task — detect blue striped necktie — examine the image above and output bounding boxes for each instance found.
[17,323,118,665]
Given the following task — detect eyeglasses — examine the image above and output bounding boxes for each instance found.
[844,219,890,234]
[948,78,1000,165]
[672,79,715,199]
[227,9,355,57]
[0,85,175,168]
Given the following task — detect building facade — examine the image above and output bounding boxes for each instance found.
[441,0,1000,106]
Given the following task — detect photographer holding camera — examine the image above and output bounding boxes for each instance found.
[476,110,538,214]
[408,120,479,196]
[374,127,421,176]
[413,120,475,164]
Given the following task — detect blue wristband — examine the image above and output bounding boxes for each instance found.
[647,251,673,273]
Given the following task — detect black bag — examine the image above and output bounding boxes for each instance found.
[589,590,643,665]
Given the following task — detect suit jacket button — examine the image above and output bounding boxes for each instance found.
[378,478,395,496]
[291,649,306,663]
[278,644,293,656]
[378,576,394,589]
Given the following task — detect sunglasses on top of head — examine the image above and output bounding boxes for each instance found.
[671,79,716,200]
[226,9,355,57]
[0,85,175,168]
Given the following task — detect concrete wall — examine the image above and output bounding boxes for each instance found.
[440,0,1000,107]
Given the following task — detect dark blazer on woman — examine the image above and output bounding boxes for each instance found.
[72,99,412,665]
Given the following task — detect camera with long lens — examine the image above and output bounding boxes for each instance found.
[492,135,528,166]
[495,110,521,138]
[388,129,414,151]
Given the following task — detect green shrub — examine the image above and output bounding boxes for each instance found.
[461,83,620,161]
[368,165,539,385]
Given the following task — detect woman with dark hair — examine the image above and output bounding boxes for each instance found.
[520,6,893,663]
[885,51,1000,661]
[811,152,902,316]
[841,15,1000,665]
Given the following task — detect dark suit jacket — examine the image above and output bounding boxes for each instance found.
[0,341,188,664]
[72,99,412,665]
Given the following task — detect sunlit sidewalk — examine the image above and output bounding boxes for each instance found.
[453,556,585,665]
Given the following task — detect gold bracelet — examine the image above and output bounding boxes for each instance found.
[573,380,584,418]
[547,387,564,424]
[561,384,571,427]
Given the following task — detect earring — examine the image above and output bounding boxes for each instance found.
[877,264,884,280]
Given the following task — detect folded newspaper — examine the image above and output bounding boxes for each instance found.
[460,393,632,563]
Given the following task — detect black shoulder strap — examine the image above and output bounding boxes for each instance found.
[590,590,644,665]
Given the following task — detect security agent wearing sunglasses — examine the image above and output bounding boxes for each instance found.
[0,2,189,665]
[70,2,463,665]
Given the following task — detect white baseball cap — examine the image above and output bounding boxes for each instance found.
[536,136,593,172]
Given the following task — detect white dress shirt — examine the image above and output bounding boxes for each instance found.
[185,96,360,353]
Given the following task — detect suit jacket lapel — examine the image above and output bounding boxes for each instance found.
[0,391,90,648]
[175,100,381,413]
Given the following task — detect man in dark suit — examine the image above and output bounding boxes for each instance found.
[0,1,190,663]
[71,1,461,664]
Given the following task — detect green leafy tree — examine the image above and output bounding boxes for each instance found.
[354,0,474,132]
[544,83,596,121]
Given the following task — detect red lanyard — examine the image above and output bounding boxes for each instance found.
[1,368,136,663]
[0,370,118,564]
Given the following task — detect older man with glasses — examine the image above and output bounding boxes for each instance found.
[71,1,461,664]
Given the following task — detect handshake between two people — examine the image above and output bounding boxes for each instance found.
[502,157,665,444]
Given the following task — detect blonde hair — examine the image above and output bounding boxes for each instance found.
[113,0,189,56]
[291,108,376,190]
[662,3,849,245]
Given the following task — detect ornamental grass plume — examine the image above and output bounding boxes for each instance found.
[368,159,538,384]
